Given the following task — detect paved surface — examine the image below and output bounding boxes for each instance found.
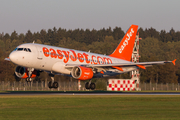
[1,91,180,95]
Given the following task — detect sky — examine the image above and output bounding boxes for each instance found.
[0,0,180,34]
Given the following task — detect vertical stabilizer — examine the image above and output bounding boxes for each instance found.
[109,24,138,61]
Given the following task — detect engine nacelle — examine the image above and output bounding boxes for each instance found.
[15,66,37,79]
[71,66,93,80]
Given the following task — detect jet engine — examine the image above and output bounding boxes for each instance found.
[15,66,37,79]
[71,66,93,80]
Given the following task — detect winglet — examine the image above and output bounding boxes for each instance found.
[172,59,176,65]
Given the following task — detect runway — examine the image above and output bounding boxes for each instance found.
[1,91,180,95]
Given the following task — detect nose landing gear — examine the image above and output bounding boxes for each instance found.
[26,68,34,82]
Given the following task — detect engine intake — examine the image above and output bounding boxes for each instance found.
[71,66,93,80]
[15,66,37,79]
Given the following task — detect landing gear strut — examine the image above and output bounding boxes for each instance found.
[26,68,34,82]
[85,80,96,90]
[48,74,59,89]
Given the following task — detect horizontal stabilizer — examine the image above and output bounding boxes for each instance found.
[4,57,11,61]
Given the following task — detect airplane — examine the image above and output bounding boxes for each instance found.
[6,24,176,90]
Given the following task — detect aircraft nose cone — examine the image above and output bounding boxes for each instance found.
[9,52,17,63]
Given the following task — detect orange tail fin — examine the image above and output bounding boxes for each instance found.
[109,24,138,61]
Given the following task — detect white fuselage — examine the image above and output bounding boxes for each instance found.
[9,43,136,77]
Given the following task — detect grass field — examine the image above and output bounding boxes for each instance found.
[0,95,180,120]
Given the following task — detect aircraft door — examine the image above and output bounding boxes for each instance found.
[34,45,47,69]
[36,46,43,60]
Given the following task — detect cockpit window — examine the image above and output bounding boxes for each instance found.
[28,48,31,52]
[16,48,31,52]
[14,48,18,51]
[17,48,23,51]
[24,48,27,51]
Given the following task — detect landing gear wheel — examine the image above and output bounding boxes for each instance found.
[26,77,31,82]
[90,83,96,90]
[48,81,53,89]
[48,81,59,89]
[85,82,90,89]
[85,82,96,90]
[53,82,59,89]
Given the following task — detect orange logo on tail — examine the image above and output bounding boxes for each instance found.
[119,28,134,53]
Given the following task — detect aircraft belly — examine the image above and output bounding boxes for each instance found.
[51,62,71,74]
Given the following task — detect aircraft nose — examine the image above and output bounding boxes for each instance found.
[9,52,18,63]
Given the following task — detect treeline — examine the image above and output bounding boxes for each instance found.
[0,26,180,83]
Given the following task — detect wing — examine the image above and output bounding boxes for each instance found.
[65,59,176,71]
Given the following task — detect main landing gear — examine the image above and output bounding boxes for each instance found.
[48,74,59,89]
[85,80,96,90]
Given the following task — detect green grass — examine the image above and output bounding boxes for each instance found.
[0,95,180,120]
